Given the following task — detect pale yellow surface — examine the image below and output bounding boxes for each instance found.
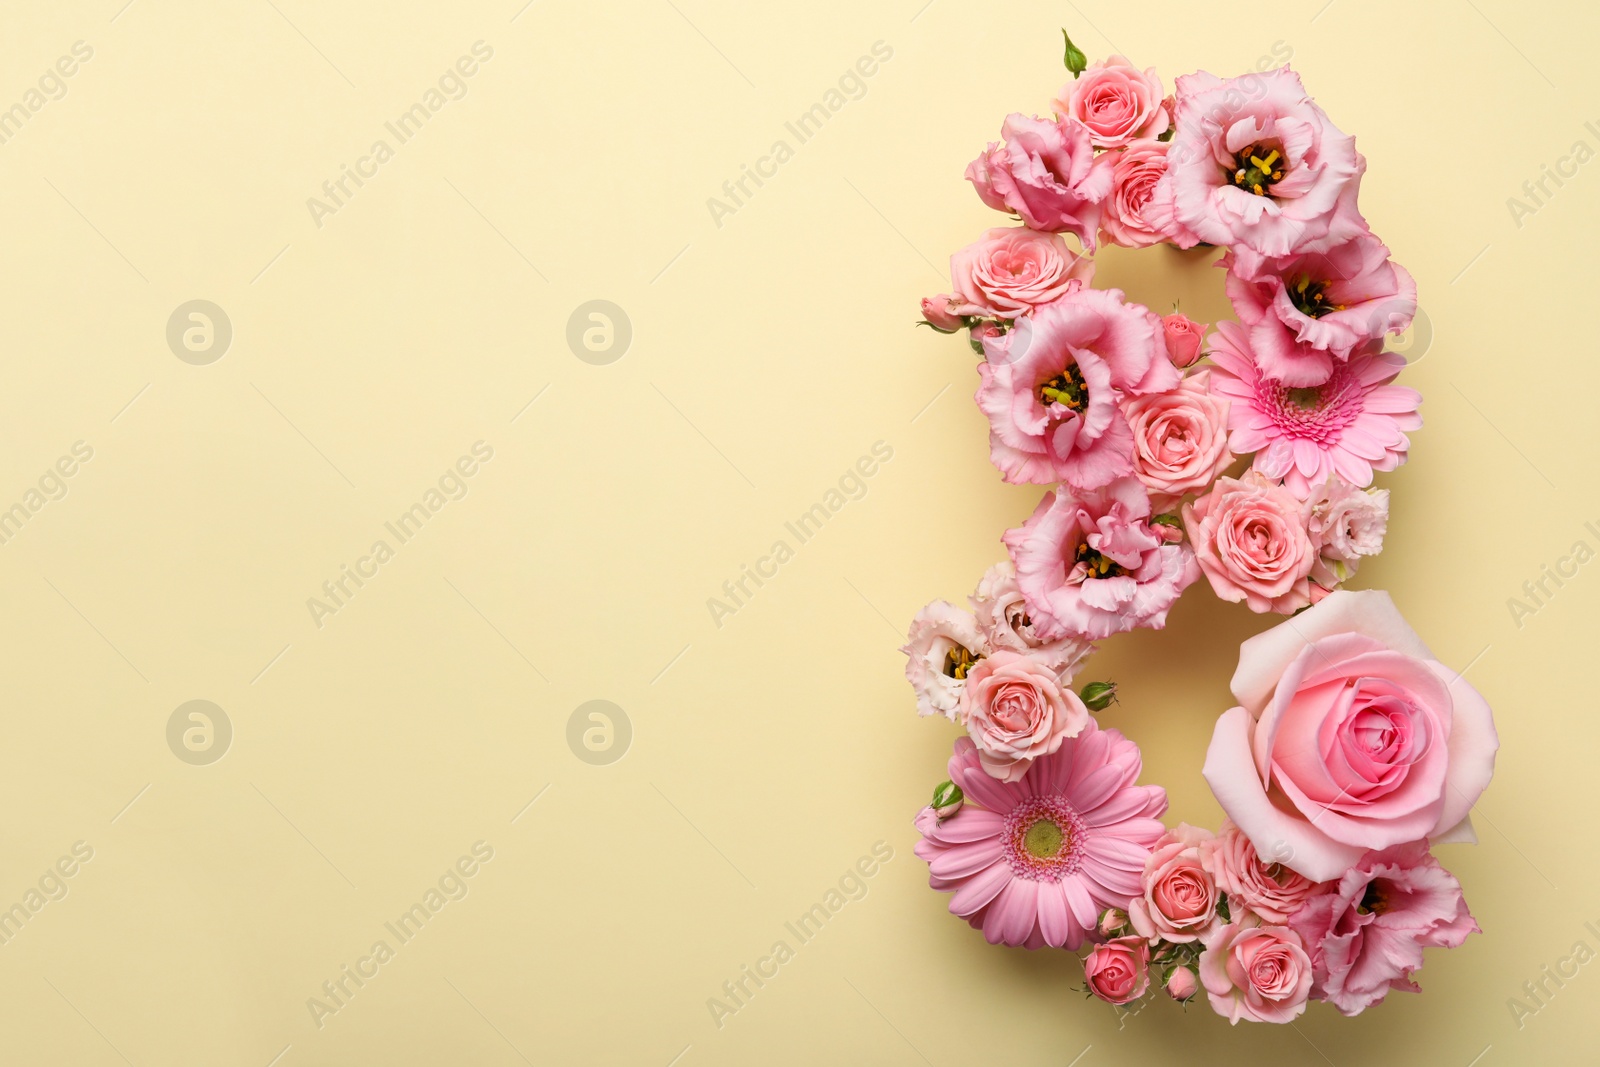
[0,0,1592,1063]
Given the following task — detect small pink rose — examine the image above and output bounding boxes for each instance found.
[1204,819,1326,925]
[1128,824,1220,943]
[1183,471,1315,615]
[1083,936,1150,1005]
[1055,56,1169,149]
[1100,139,1172,248]
[1120,369,1232,508]
[958,650,1090,782]
[944,227,1093,320]
[1160,313,1207,369]
[1198,923,1313,1024]
[920,295,965,332]
[1165,966,1198,1001]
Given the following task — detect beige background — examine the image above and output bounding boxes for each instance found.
[0,0,1592,1063]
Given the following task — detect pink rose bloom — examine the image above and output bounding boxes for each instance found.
[1198,923,1313,1024]
[1056,56,1169,149]
[1004,477,1199,641]
[901,600,988,721]
[971,561,1095,680]
[1100,140,1173,248]
[1203,589,1500,881]
[1206,321,1420,498]
[1160,312,1207,369]
[913,728,1168,950]
[975,287,1179,488]
[960,650,1091,782]
[930,227,1093,322]
[1225,233,1418,380]
[1306,477,1388,588]
[1128,823,1220,944]
[1289,841,1479,1016]
[967,114,1115,249]
[1150,68,1367,257]
[1083,936,1151,1004]
[1121,369,1233,509]
[1205,819,1325,925]
[1183,471,1316,615]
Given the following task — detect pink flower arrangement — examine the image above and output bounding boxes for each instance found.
[906,31,1494,1027]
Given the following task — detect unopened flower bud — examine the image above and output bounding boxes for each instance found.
[920,295,964,333]
[1165,966,1198,1001]
[1098,907,1127,937]
[931,780,964,819]
[1080,681,1118,712]
[1150,514,1184,544]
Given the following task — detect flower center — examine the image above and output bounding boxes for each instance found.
[1230,143,1284,197]
[1285,386,1324,410]
[1037,362,1088,413]
[1358,878,1391,916]
[1075,541,1127,579]
[1288,275,1343,319]
[1003,795,1086,882]
[942,645,979,680]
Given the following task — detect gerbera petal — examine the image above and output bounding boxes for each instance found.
[949,860,1013,917]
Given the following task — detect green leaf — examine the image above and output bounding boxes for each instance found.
[1061,29,1088,77]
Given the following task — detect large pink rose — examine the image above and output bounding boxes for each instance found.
[1128,824,1220,944]
[1288,841,1478,1015]
[1225,232,1417,374]
[1202,590,1500,881]
[1056,56,1169,149]
[1198,923,1313,1024]
[1099,139,1172,248]
[1183,471,1315,614]
[1150,68,1367,257]
[1083,936,1151,1005]
[959,650,1090,782]
[967,114,1114,249]
[975,287,1179,488]
[928,227,1093,322]
[1205,819,1325,925]
[1003,477,1198,641]
[1121,369,1233,509]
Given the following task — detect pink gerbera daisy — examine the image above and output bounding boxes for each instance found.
[913,726,1168,950]
[1206,321,1420,498]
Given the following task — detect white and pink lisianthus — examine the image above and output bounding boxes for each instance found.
[1306,476,1389,589]
[913,726,1168,950]
[975,287,1179,488]
[1206,320,1420,498]
[1004,477,1198,641]
[1151,67,1367,257]
[967,114,1115,249]
[971,561,1095,680]
[901,600,988,721]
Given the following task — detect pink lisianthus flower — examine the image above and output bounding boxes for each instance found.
[1150,68,1367,258]
[901,600,988,721]
[1003,477,1198,641]
[1198,923,1314,1024]
[1121,369,1233,510]
[1288,841,1479,1016]
[1055,56,1169,149]
[967,114,1115,249]
[1204,819,1326,925]
[1184,470,1316,615]
[1100,139,1173,248]
[930,226,1094,321]
[1128,823,1221,944]
[1306,476,1389,589]
[913,727,1168,950]
[1224,233,1417,380]
[1083,936,1151,1004]
[1202,590,1499,881]
[975,287,1179,488]
[1206,321,1420,498]
[971,561,1095,680]
[960,650,1092,783]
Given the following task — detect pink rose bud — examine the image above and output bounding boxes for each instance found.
[1165,966,1198,1001]
[920,295,965,333]
[1161,313,1206,369]
[1098,907,1128,937]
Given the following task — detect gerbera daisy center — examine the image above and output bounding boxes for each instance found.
[1022,818,1065,858]
[1003,795,1087,882]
